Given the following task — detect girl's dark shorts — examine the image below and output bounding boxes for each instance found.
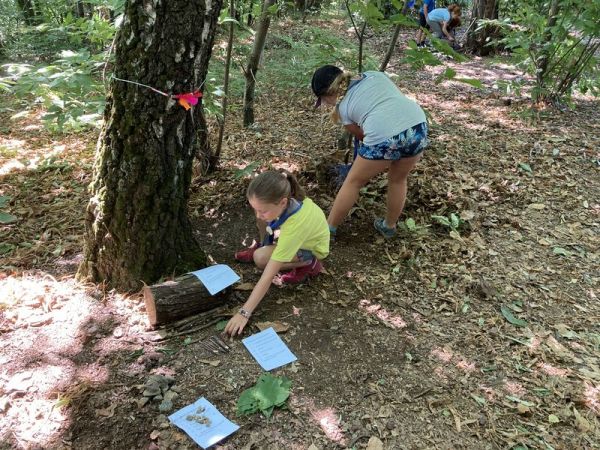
[358,122,428,161]
[419,12,430,29]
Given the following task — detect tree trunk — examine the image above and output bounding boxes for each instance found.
[379,24,402,72]
[357,21,367,73]
[143,274,229,326]
[78,0,223,291]
[536,0,560,91]
[465,0,499,56]
[243,0,276,127]
[211,0,236,171]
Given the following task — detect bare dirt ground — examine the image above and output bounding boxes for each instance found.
[1,17,599,450]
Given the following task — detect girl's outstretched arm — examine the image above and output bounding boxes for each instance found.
[224,258,283,336]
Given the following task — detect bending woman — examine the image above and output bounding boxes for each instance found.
[311,65,428,239]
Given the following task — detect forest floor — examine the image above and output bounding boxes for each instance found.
[1,15,600,450]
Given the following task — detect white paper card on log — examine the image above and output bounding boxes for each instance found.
[169,397,239,448]
[190,264,240,295]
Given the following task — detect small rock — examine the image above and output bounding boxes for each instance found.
[142,384,161,397]
[147,375,174,392]
[153,394,163,402]
[366,436,384,450]
[159,421,170,429]
[517,404,531,416]
[386,420,395,430]
[158,400,173,412]
[163,390,178,402]
[169,385,181,393]
[112,327,124,338]
[478,414,487,426]
[137,397,150,408]
[150,429,161,440]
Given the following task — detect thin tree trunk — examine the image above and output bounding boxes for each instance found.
[357,21,367,73]
[379,1,408,72]
[243,0,276,127]
[536,0,560,90]
[344,0,368,73]
[78,0,223,291]
[380,24,402,72]
[211,0,236,170]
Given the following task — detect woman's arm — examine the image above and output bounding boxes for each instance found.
[344,123,365,141]
[442,21,454,41]
[224,258,283,336]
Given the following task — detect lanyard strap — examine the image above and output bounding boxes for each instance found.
[263,199,303,246]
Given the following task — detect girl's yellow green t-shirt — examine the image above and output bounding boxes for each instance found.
[270,198,330,263]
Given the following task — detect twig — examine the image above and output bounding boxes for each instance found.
[349,434,370,448]
[413,387,433,400]
[162,318,223,339]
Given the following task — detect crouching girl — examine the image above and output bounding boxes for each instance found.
[225,170,330,336]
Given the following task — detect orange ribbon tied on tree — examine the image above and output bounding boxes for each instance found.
[173,91,203,110]
[112,77,204,111]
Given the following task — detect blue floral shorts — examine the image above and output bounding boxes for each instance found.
[358,122,428,160]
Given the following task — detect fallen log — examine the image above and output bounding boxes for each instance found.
[143,274,230,327]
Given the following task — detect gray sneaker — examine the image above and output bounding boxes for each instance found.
[373,218,396,238]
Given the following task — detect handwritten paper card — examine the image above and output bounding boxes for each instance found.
[190,264,240,295]
[242,327,297,371]
[169,397,239,449]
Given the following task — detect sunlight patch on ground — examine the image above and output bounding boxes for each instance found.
[583,383,600,415]
[431,347,453,363]
[8,398,68,445]
[537,362,570,378]
[503,380,527,397]
[358,299,407,329]
[310,407,347,446]
[431,347,477,374]
[0,272,102,446]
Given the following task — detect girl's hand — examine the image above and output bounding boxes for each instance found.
[224,313,249,336]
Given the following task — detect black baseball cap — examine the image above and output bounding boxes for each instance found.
[311,65,343,107]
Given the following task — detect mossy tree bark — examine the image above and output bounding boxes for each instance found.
[78,0,222,291]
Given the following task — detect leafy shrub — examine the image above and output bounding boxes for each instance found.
[3,49,106,132]
[483,0,600,104]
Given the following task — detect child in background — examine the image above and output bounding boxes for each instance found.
[226,170,330,336]
[427,4,462,43]
[415,0,436,47]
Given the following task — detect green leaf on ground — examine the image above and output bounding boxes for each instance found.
[405,218,417,231]
[237,372,291,417]
[0,211,17,224]
[215,320,228,331]
[455,78,483,89]
[518,162,532,173]
[552,247,571,256]
[500,305,528,327]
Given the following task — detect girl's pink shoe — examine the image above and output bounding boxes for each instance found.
[279,258,323,284]
[234,242,261,263]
